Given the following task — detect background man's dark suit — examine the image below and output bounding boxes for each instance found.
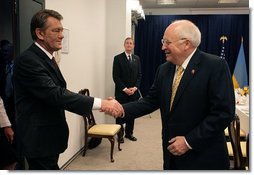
[13,44,94,160]
[113,52,142,137]
[123,49,235,169]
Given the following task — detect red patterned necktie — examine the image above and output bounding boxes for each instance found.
[51,57,59,70]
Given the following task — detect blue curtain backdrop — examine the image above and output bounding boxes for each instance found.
[134,15,249,96]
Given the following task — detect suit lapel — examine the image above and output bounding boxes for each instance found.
[171,50,201,111]
[44,58,66,83]
[32,44,66,85]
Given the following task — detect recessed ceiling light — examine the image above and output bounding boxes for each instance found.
[218,0,239,4]
[157,0,176,5]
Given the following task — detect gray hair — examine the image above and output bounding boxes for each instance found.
[172,20,201,47]
[30,9,63,40]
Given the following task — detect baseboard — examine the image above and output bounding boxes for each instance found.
[60,147,84,170]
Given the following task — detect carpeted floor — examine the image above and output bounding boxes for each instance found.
[64,110,163,170]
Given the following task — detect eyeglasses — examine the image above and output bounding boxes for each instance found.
[161,38,187,46]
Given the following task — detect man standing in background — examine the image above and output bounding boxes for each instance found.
[113,37,142,143]
[0,41,15,130]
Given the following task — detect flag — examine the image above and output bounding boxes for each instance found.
[232,39,248,89]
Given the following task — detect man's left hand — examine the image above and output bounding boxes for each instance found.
[167,136,189,156]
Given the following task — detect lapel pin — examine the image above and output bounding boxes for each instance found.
[191,69,195,75]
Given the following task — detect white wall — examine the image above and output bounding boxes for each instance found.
[45,0,131,167]
[105,0,132,123]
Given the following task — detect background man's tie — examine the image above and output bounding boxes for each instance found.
[170,66,184,111]
[128,55,132,64]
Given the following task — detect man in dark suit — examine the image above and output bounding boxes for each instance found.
[13,9,122,170]
[119,20,235,169]
[113,37,142,142]
[0,41,15,129]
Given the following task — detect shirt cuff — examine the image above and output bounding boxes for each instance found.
[123,87,127,91]
[0,122,11,128]
[92,98,101,110]
[184,137,192,149]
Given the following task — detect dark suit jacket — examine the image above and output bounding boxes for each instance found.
[112,52,142,104]
[123,49,235,170]
[13,43,94,158]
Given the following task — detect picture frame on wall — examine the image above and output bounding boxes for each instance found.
[61,28,69,54]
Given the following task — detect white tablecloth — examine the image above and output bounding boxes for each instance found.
[236,104,249,134]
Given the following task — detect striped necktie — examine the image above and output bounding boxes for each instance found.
[170,66,184,111]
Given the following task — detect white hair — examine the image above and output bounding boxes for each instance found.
[172,20,201,47]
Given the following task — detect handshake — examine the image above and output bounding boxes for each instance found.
[101,97,124,118]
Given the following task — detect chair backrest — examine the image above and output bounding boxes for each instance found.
[78,89,96,128]
[228,114,245,170]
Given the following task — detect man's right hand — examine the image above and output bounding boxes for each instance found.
[101,97,123,117]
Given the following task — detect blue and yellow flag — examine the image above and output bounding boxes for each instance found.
[232,38,248,89]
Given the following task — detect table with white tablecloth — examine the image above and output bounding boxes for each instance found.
[236,104,249,135]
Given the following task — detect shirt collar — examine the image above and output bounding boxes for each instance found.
[35,42,54,60]
[125,52,132,58]
[177,48,197,70]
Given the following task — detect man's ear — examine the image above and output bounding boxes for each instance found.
[35,28,44,40]
[184,40,191,50]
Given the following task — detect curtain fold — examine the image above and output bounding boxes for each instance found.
[134,15,249,96]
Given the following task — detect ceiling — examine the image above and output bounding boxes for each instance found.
[139,0,249,9]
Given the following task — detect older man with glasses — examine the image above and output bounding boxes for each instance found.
[117,19,235,170]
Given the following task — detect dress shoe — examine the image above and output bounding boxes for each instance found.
[125,135,137,141]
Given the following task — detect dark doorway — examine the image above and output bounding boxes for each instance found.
[0,0,45,170]
[16,0,45,54]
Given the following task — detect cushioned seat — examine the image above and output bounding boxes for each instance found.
[88,124,121,136]
[227,141,247,157]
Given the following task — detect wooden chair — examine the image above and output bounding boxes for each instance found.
[224,127,246,141]
[79,89,122,162]
[227,114,247,170]
[246,133,249,169]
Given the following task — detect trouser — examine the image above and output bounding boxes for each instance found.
[116,117,135,137]
[26,155,59,170]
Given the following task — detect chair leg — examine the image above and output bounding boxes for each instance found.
[83,136,88,157]
[82,146,87,157]
[108,137,115,162]
[117,130,122,151]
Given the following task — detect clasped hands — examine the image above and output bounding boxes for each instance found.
[124,87,137,96]
[101,97,123,118]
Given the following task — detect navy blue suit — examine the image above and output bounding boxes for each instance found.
[123,49,235,170]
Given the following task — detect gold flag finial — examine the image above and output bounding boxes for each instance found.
[220,36,228,44]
